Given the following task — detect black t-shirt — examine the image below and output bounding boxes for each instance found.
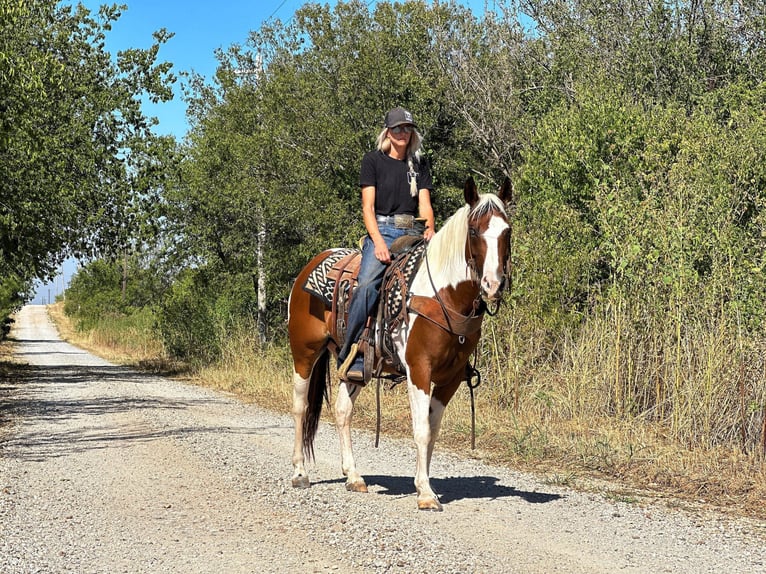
[359,150,433,216]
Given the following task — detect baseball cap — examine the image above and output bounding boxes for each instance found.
[384,107,417,128]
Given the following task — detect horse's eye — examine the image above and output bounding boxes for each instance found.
[469,227,479,238]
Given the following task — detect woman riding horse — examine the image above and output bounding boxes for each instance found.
[337,107,435,382]
[288,171,512,511]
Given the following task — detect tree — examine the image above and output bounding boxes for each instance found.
[0,1,176,319]
[169,0,483,341]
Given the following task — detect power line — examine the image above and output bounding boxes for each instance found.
[267,0,289,21]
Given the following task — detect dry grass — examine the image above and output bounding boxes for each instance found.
[46,302,182,374]
[44,304,766,521]
[48,302,130,362]
[0,338,14,363]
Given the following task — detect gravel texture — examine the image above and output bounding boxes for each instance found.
[1,305,765,573]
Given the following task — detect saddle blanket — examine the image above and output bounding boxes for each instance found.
[381,241,426,324]
[302,248,358,307]
[301,241,426,339]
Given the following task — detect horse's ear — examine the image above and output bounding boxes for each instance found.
[498,176,513,205]
[464,176,479,207]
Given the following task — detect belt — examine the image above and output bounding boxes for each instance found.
[377,214,416,229]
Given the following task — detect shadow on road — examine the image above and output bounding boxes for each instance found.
[313,474,563,505]
[0,362,290,462]
[373,474,562,504]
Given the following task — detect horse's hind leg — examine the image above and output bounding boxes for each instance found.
[291,371,311,488]
[335,381,368,492]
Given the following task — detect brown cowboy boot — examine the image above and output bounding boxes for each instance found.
[338,343,363,381]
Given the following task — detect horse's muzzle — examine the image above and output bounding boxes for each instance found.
[481,274,507,302]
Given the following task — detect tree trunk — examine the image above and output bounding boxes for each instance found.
[256,214,267,344]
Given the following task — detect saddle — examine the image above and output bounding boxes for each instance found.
[303,237,426,385]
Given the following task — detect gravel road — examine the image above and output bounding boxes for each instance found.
[1,305,765,573]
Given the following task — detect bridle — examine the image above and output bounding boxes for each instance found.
[420,207,510,333]
[464,210,510,317]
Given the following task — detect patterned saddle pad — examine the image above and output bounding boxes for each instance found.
[302,248,358,307]
[381,241,426,326]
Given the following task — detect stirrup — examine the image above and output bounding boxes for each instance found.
[345,361,365,382]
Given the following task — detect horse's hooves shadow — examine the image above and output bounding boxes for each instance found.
[311,477,346,486]
[363,474,563,505]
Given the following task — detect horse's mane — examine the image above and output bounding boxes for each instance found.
[425,193,507,288]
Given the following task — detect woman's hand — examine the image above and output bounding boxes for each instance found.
[374,239,391,264]
[418,188,435,242]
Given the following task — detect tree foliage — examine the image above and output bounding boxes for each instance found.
[0,0,176,320]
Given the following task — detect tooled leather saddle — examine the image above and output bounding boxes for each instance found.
[302,237,427,385]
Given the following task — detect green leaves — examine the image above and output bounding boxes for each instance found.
[171,0,486,334]
[0,0,176,316]
[169,1,766,345]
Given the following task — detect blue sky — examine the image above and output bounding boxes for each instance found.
[33,0,493,303]
[76,0,313,139]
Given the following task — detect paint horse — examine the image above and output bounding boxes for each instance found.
[287,176,512,511]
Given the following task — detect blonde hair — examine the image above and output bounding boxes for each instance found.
[375,127,424,197]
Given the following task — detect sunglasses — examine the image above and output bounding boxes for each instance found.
[390,125,414,134]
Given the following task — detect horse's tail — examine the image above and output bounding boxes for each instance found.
[303,348,330,461]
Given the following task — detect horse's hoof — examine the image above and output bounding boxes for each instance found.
[291,475,310,489]
[345,480,368,493]
[417,498,443,511]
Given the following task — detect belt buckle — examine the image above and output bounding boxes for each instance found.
[394,214,414,229]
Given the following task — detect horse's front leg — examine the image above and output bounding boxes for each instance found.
[407,373,443,510]
[428,379,462,466]
[335,381,368,492]
[291,372,311,488]
[407,376,462,511]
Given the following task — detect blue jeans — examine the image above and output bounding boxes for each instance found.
[338,223,412,364]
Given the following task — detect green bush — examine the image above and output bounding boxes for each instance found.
[63,257,173,332]
[64,260,125,330]
[0,274,29,338]
[156,267,259,364]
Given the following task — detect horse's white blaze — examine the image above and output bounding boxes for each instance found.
[480,214,509,299]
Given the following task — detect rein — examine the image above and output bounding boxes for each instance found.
[421,247,486,339]
[466,348,482,450]
[485,299,502,316]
